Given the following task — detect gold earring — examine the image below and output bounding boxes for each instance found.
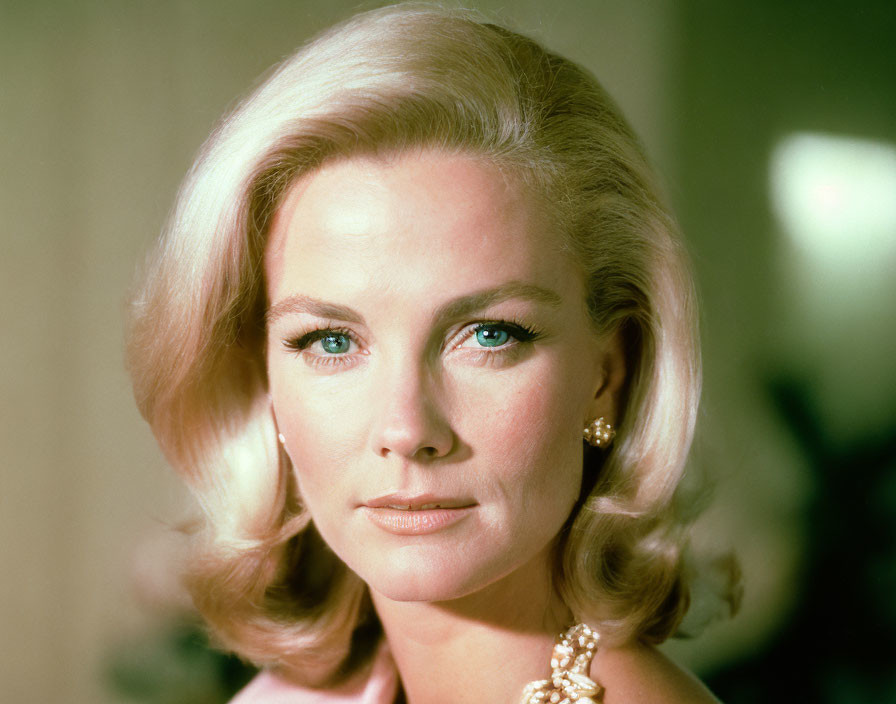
[583,417,615,448]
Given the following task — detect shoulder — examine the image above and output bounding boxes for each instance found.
[227,640,399,704]
[591,640,721,704]
[228,670,334,704]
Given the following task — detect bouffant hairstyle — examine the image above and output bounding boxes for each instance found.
[128,3,714,685]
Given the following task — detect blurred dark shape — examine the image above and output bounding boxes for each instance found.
[106,621,256,704]
[706,375,896,702]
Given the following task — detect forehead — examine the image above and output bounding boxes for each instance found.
[264,150,576,304]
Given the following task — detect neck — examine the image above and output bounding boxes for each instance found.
[370,548,572,704]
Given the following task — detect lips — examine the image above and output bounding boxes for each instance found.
[361,493,477,535]
[364,493,475,511]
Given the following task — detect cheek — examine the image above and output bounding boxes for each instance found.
[268,367,364,500]
[466,362,587,507]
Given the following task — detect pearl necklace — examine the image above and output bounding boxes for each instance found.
[519,623,602,704]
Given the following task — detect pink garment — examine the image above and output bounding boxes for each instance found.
[229,641,399,704]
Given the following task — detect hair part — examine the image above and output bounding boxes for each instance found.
[128,2,730,684]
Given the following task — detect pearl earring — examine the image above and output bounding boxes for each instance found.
[277,433,286,445]
[583,417,615,448]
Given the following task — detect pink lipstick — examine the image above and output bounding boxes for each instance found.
[362,494,476,535]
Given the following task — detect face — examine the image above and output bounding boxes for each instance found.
[265,150,622,604]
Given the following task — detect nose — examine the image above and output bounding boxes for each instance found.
[370,360,454,461]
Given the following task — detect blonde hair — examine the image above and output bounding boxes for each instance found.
[128,3,724,684]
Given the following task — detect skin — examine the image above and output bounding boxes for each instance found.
[264,150,718,703]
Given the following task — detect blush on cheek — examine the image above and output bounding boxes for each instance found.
[276,381,362,456]
[499,376,577,453]
[490,384,582,498]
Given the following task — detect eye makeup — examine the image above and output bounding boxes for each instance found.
[279,318,545,371]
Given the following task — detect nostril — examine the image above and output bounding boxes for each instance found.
[379,443,441,460]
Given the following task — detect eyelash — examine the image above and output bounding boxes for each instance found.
[452,320,541,357]
[283,326,360,368]
[282,320,542,370]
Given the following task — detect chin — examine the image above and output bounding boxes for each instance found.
[358,550,495,604]
[371,580,456,603]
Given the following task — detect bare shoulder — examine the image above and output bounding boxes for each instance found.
[590,640,721,704]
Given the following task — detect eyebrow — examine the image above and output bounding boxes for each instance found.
[266,295,363,326]
[265,281,563,327]
[434,281,563,322]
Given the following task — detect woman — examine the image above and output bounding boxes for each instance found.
[127,4,737,702]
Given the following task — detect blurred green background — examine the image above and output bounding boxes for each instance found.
[1,1,893,702]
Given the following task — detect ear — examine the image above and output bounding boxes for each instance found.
[586,329,627,427]
[268,392,292,460]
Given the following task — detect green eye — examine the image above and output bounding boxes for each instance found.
[474,326,510,347]
[319,333,351,354]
